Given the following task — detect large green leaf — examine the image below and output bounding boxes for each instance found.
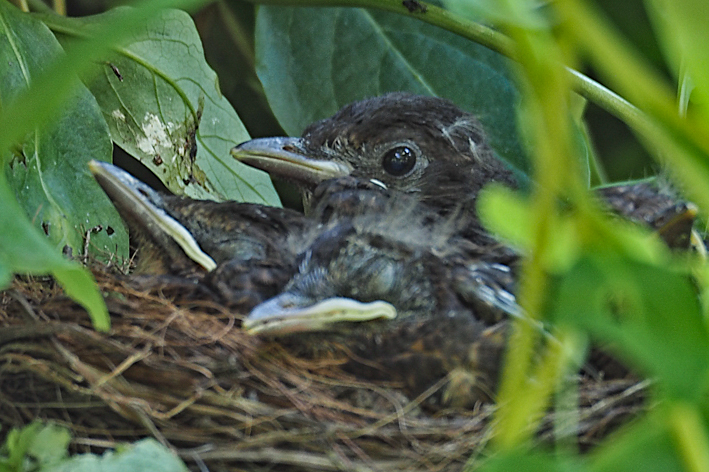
[551,253,709,401]
[255,6,530,179]
[42,8,281,205]
[0,171,109,331]
[0,1,218,331]
[0,2,127,260]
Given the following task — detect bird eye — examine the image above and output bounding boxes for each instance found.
[381,146,416,176]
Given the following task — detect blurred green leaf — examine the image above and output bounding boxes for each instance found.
[47,438,189,472]
[0,1,127,260]
[26,423,71,467]
[2,427,189,472]
[645,0,709,119]
[0,422,41,472]
[477,184,580,271]
[52,265,111,331]
[589,409,687,472]
[443,0,550,29]
[255,6,530,181]
[0,422,70,472]
[478,184,670,273]
[551,253,709,401]
[0,263,11,288]
[41,8,280,205]
[478,449,581,472]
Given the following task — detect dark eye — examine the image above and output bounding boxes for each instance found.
[382,146,416,176]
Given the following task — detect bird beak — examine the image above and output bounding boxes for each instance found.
[231,137,352,185]
[654,202,699,250]
[88,160,217,272]
[243,292,397,335]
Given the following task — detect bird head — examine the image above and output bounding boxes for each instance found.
[232,93,517,214]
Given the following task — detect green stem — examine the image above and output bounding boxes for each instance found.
[486,1,585,442]
[11,0,29,12]
[669,403,709,472]
[566,68,644,130]
[52,0,65,15]
[25,0,53,13]
[556,0,709,214]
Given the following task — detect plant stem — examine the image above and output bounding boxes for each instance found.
[555,0,709,215]
[52,0,65,15]
[25,0,52,13]
[669,403,709,472]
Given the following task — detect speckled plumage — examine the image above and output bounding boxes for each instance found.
[596,180,697,249]
[245,213,512,407]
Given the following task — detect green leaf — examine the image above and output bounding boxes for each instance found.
[478,449,582,472]
[255,6,530,181]
[0,260,12,287]
[0,173,110,331]
[551,254,709,401]
[1,422,42,472]
[589,409,687,472]
[0,1,128,260]
[1,425,189,472]
[477,184,668,273]
[477,184,581,271]
[26,423,71,467]
[0,0,215,332]
[645,0,709,120]
[52,266,111,331]
[0,422,70,472]
[43,8,281,205]
[47,438,189,472]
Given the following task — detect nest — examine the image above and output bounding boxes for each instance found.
[0,264,647,471]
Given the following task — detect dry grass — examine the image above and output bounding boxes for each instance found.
[0,265,646,471]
